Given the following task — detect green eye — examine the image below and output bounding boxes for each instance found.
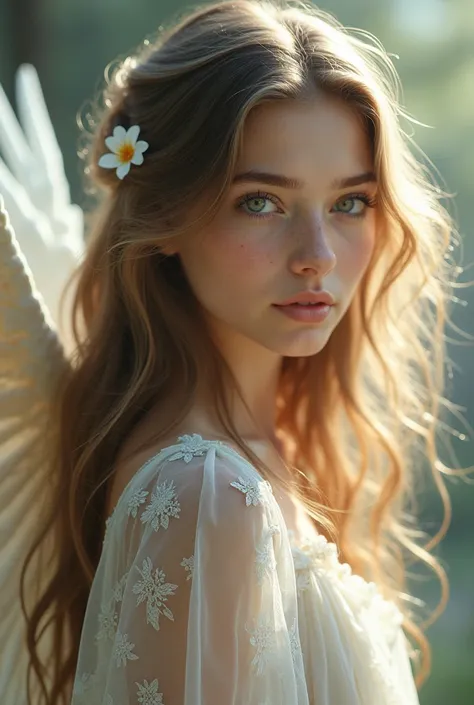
[236,191,282,218]
[335,197,364,215]
[246,197,267,212]
[338,198,356,212]
[333,194,376,217]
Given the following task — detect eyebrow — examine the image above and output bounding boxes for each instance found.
[232,170,377,190]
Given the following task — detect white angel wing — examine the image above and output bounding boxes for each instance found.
[0,197,69,704]
[0,64,85,355]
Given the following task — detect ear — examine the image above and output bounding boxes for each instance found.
[156,237,180,257]
[158,244,177,256]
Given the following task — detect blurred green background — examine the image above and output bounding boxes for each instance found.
[1,0,473,701]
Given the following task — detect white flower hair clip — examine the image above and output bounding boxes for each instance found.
[98,125,149,180]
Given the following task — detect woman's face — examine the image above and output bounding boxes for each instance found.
[175,96,377,358]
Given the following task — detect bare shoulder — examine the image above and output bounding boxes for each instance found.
[106,404,289,519]
[107,416,185,516]
[106,402,228,515]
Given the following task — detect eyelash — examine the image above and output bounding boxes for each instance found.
[235,190,377,220]
[235,191,282,220]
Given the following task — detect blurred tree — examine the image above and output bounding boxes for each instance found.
[0,0,46,103]
[10,0,45,72]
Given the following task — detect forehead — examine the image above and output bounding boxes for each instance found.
[235,97,372,181]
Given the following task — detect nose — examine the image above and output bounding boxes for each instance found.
[288,215,336,278]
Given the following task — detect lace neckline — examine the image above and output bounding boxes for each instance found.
[159,436,403,626]
[105,433,403,634]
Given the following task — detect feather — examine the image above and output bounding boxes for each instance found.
[0,197,70,704]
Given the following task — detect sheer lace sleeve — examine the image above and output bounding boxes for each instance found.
[72,435,307,705]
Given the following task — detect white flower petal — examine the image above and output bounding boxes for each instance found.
[112,125,127,142]
[134,140,149,155]
[131,151,144,166]
[116,162,131,180]
[126,125,141,145]
[105,135,122,152]
[98,153,121,169]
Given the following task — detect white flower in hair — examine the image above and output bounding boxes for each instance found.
[98,125,149,180]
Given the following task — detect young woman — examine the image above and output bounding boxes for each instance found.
[1,0,465,703]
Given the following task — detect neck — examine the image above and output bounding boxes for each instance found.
[191,320,284,446]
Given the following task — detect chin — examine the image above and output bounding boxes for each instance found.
[270,328,334,358]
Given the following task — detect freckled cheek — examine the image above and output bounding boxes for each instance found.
[337,232,375,284]
[212,235,279,279]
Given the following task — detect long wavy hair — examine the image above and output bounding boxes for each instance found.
[21,0,465,702]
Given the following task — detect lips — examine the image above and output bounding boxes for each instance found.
[274,290,335,307]
[273,301,333,323]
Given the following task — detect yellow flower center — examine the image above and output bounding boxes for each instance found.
[117,142,135,164]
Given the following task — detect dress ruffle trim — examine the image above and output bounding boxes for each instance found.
[288,530,405,704]
[288,530,403,640]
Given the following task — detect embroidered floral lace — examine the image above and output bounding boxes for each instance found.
[71,434,420,705]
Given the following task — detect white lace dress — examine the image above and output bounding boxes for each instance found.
[71,434,420,705]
